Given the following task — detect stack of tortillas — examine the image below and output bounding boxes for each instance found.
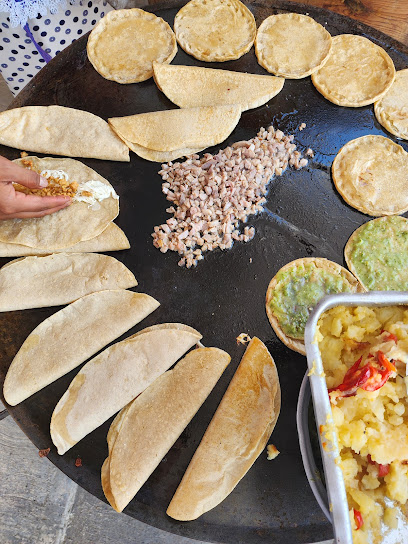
[109,105,242,162]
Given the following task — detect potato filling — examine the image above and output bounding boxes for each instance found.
[318,305,408,544]
[15,159,78,198]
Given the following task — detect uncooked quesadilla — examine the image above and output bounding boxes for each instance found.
[102,347,231,512]
[0,156,119,250]
[0,222,129,257]
[0,253,137,311]
[50,323,202,455]
[167,337,281,521]
[153,62,284,110]
[3,290,160,406]
[0,105,129,161]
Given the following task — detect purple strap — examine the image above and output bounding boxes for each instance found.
[23,22,52,63]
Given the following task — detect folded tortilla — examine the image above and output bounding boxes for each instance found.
[50,323,202,455]
[108,105,241,154]
[127,142,204,163]
[102,347,231,512]
[0,223,129,257]
[0,106,129,161]
[0,157,119,250]
[167,337,281,521]
[153,62,284,111]
[0,253,137,312]
[3,290,160,406]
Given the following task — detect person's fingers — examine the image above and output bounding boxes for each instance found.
[11,191,71,213]
[0,156,48,188]
[0,202,71,220]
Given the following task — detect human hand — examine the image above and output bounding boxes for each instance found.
[0,156,71,220]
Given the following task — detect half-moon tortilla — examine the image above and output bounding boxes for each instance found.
[50,323,202,455]
[153,62,284,111]
[109,105,241,153]
[0,106,129,161]
[102,347,231,512]
[3,290,160,406]
[167,337,281,521]
[265,257,363,355]
[0,253,137,312]
[0,222,129,257]
[0,156,119,250]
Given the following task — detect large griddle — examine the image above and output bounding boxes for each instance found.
[0,1,407,542]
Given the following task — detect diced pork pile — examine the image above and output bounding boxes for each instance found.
[152,125,310,268]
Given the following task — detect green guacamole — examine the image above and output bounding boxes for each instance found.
[348,216,408,291]
[269,262,352,339]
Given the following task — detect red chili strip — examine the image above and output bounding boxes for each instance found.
[354,509,364,530]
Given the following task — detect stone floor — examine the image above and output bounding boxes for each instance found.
[0,50,333,544]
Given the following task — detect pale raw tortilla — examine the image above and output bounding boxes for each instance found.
[332,135,408,216]
[174,0,256,62]
[3,290,160,406]
[0,106,129,161]
[311,34,395,107]
[374,69,408,139]
[0,253,137,312]
[0,157,119,250]
[255,14,332,79]
[167,337,281,521]
[87,9,177,84]
[265,258,363,355]
[50,323,202,455]
[153,62,284,110]
[109,105,241,153]
[0,223,129,257]
[102,347,231,512]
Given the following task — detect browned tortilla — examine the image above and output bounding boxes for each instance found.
[167,337,281,520]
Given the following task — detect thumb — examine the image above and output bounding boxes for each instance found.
[0,157,48,189]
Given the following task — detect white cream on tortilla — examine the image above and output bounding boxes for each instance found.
[41,169,70,181]
[74,180,119,209]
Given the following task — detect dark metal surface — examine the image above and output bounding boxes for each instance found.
[0,1,407,543]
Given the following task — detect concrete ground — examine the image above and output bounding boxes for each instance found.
[0,64,333,544]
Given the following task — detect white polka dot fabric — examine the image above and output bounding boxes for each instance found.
[0,0,113,95]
